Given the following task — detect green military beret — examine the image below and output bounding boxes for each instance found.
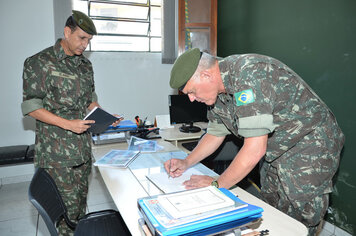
[170,48,202,90]
[72,10,97,35]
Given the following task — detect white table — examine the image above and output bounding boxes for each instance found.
[92,139,308,236]
[159,122,208,146]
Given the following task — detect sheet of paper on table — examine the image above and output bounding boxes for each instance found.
[146,167,206,193]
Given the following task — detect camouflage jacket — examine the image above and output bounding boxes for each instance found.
[21,39,97,168]
[207,54,344,163]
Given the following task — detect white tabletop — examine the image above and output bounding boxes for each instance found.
[159,122,208,146]
[92,139,308,236]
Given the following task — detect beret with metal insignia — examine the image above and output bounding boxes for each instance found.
[72,10,97,35]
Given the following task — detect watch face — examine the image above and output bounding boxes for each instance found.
[211,180,219,188]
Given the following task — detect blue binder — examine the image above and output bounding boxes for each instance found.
[105,120,137,133]
[137,188,263,236]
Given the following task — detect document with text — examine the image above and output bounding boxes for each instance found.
[157,186,239,218]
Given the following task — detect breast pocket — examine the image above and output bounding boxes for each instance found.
[79,73,94,105]
[49,71,79,108]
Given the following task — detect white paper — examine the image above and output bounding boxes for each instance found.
[146,168,203,193]
[157,186,236,218]
[155,114,173,129]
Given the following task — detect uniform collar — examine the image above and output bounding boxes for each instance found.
[54,38,86,66]
[218,57,234,95]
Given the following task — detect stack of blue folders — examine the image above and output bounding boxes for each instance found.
[92,120,138,145]
[137,187,263,236]
[105,120,137,133]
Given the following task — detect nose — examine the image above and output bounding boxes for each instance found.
[188,94,196,102]
[82,39,89,49]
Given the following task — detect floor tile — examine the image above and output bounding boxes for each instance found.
[323,221,336,234]
[0,215,37,236]
[319,228,334,236]
[0,181,37,221]
[37,214,51,236]
[334,225,352,236]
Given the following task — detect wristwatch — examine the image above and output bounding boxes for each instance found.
[211,180,219,188]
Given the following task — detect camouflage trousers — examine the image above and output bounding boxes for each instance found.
[260,164,329,236]
[45,158,92,236]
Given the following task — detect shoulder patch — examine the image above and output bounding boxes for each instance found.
[234,89,255,106]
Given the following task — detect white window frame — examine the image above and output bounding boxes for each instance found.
[72,0,162,52]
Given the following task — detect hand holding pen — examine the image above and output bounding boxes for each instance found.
[164,157,188,178]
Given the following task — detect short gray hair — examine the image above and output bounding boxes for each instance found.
[191,52,217,81]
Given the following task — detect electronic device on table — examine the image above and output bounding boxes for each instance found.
[169,94,208,133]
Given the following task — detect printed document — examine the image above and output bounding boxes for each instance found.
[157,186,236,218]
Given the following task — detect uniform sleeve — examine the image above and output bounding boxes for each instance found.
[238,114,276,137]
[206,109,231,137]
[232,60,278,137]
[92,91,98,103]
[207,121,231,137]
[21,57,46,116]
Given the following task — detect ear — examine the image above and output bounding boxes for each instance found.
[63,26,71,39]
[200,70,212,82]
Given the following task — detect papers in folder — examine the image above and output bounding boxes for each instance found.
[128,136,158,152]
[157,186,239,219]
[137,187,263,236]
[94,149,140,168]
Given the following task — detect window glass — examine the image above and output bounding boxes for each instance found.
[151,0,162,5]
[91,35,149,51]
[150,37,161,52]
[150,6,161,37]
[101,0,148,4]
[90,2,149,20]
[93,20,149,35]
[72,0,161,52]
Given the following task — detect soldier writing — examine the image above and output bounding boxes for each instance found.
[165,48,344,235]
[21,11,120,235]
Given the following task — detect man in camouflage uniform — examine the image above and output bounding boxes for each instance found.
[21,11,119,235]
[166,48,344,235]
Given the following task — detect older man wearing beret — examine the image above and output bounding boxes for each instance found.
[165,48,344,235]
[21,11,120,235]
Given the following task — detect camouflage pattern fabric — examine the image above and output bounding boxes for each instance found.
[22,39,97,168]
[45,159,92,236]
[206,54,345,234]
[260,164,329,236]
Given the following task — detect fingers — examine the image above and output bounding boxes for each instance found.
[83,119,95,124]
[111,117,124,127]
[183,175,214,189]
[69,119,94,134]
[164,159,185,178]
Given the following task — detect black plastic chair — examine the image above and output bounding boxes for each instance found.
[28,168,131,236]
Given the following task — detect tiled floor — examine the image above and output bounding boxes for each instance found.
[0,167,116,236]
[0,166,352,236]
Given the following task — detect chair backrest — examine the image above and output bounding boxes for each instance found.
[28,168,72,236]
